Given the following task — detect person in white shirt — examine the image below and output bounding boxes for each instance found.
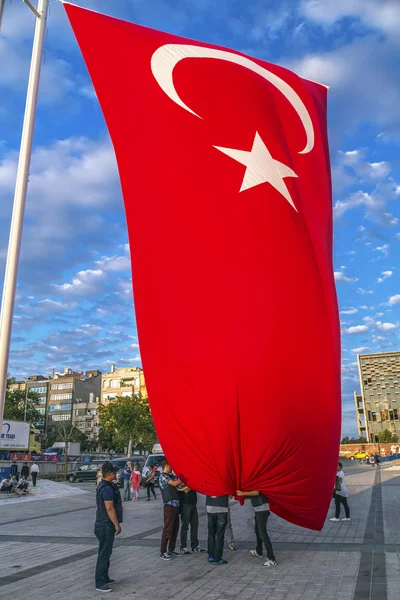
[330,462,350,522]
[31,463,39,487]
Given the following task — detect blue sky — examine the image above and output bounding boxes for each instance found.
[0,0,399,436]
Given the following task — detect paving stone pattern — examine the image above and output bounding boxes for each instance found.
[0,462,398,599]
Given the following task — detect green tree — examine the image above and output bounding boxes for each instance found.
[377,429,399,443]
[98,394,156,453]
[4,377,42,424]
[341,436,367,444]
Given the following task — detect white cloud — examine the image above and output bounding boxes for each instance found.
[95,245,131,273]
[377,270,393,283]
[374,244,390,257]
[388,294,400,306]
[0,137,122,290]
[340,307,358,315]
[334,267,357,283]
[357,288,374,295]
[53,269,106,297]
[300,0,400,35]
[291,21,400,141]
[376,321,397,331]
[351,347,372,354]
[345,325,369,334]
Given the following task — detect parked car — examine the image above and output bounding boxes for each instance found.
[110,456,146,487]
[348,450,370,461]
[142,453,166,485]
[68,461,103,483]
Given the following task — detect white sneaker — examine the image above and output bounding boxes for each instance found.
[263,558,277,567]
[330,518,340,522]
[249,549,263,558]
[342,518,351,521]
[180,548,191,554]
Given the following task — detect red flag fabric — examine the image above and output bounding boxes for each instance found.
[64,3,341,530]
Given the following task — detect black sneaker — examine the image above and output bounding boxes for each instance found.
[106,579,115,585]
[95,585,112,592]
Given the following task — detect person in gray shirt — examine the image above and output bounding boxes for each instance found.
[236,489,277,567]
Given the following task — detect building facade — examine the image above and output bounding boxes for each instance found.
[7,375,50,431]
[355,351,400,442]
[47,368,102,437]
[101,364,147,403]
[26,375,50,430]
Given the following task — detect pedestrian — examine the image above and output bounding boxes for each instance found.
[123,461,133,501]
[144,465,157,501]
[31,462,39,487]
[130,465,141,501]
[10,461,18,478]
[206,494,230,566]
[375,452,380,467]
[159,460,187,560]
[96,466,103,487]
[370,454,375,466]
[226,501,237,551]
[94,461,123,593]
[21,462,30,479]
[330,462,350,522]
[236,489,277,567]
[179,487,206,554]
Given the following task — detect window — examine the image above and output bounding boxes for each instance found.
[37,407,45,414]
[89,393,94,402]
[394,409,398,420]
[49,403,72,412]
[103,380,110,388]
[51,383,73,390]
[372,412,377,422]
[30,387,47,394]
[78,465,89,472]
[110,379,119,389]
[51,414,71,422]
[50,393,72,401]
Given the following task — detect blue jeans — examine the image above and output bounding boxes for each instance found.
[207,512,228,562]
[123,479,131,501]
[94,522,115,588]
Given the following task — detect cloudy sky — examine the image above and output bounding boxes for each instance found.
[0,0,399,436]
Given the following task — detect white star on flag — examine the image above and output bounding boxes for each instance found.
[214,131,298,211]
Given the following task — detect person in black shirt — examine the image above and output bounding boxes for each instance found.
[179,488,206,554]
[21,463,29,479]
[94,462,123,592]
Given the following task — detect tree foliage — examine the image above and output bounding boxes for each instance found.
[46,424,87,447]
[98,394,156,453]
[377,429,399,443]
[341,436,368,444]
[5,377,42,424]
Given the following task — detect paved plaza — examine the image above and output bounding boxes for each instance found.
[0,461,399,599]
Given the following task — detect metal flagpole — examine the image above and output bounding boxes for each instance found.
[0,0,48,438]
[0,0,5,33]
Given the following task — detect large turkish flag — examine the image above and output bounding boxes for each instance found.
[65,2,341,530]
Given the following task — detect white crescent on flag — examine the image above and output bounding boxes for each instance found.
[150,44,316,208]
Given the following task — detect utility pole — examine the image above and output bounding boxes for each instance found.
[0,0,48,439]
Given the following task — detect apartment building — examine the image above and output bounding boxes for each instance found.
[47,368,101,436]
[7,375,50,431]
[355,351,400,442]
[101,364,147,403]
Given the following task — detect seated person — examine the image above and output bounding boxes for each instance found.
[18,475,29,492]
[1,477,13,493]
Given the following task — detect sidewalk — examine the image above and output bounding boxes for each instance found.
[0,462,397,599]
[0,479,88,504]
